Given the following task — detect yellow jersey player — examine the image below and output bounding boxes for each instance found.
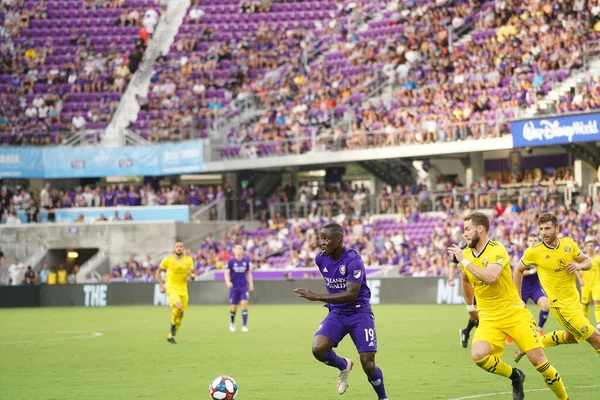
[448,212,568,400]
[514,213,600,363]
[580,241,600,331]
[156,239,195,344]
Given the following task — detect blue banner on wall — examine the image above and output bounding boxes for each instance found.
[0,147,45,178]
[512,112,600,148]
[0,141,203,178]
[17,205,190,223]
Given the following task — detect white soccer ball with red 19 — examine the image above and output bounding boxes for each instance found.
[209,376,238,400]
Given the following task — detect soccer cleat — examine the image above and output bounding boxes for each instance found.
[513,348,526,363]
[506,336,514,345]
[167,337,177,344]
[510,368,525,400]
[539,328,545,337]
[337,358,353,394]
[459,328,469,348]
[229,323,236,332]
[241,326,249,333]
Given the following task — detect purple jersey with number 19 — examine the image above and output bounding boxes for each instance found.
[314,247,378,353]
[315,247,371,314]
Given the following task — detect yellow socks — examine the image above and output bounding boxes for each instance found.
[171,308,179,326]
[535,361,568,400]
[541,331,568,348]
[175,311,184,332]
[474,355,513,378]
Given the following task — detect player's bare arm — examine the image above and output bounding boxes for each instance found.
[448,244,502,284]
[447,262,456,287]
[460,271,478,321]
[566,253,591,274]
[512,263,527,297]
[575,270,585,286]
[294,281,361,304]
[224,268,233,288]
[188,268,195,281]
[247,267,254,292]
[156,264,165,293]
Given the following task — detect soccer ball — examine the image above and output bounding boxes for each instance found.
[209,376,238,400]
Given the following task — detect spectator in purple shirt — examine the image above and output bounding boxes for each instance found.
[115,184,128,206]
[103,186,115,207]
[188,186,201,206]
[128,185,141,206]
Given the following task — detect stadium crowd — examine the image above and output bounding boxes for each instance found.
[215,0,600,158]
[0,182,234,224]
[109,182,600,283]
[0,0,158,145]
[2,0,599,148]
[3,260,79,286]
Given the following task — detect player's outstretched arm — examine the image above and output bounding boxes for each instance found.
[512,263,526,298]
[448,262,457,287]
[224,268,233,288]
[566,253,591,273]
[294,282,361,304]
[449,245,502,284]
[156,266,165,293]
[461,271,478,321]
[575,270,585,286]
[246,267,254,291]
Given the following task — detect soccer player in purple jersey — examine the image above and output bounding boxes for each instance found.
[224,244,254,333]
[513,233,550,335]
[294,223,388,400]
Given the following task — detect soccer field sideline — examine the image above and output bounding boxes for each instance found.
[0,304,598,400]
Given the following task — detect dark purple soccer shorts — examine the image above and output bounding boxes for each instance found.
[315,310,378,353]
[229,288,249,305]
[522,286,546,304]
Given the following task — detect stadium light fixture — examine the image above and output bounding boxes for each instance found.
[67,251,79,259]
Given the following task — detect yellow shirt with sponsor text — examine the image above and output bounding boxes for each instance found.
[159,255,194,293]
[520,237,582,309]
[460,240,525,321]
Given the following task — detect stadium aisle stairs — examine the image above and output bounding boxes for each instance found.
[522,56,600,117]
[102,0,191,146]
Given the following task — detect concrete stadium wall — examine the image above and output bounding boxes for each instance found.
[0,278,468,308]
[0,220,259,273]
[0,222,178,269]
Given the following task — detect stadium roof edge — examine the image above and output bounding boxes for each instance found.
[202,135,513,173]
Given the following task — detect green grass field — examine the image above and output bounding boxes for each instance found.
[0,305,598,400]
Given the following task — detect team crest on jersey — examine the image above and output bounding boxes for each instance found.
[353,270,362,279]
[581,325,589,335]
[564,246,572,254]
[340,265,346,275]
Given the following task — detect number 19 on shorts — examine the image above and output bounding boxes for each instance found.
[364,328,375,342]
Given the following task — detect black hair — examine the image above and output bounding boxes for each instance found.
[322,223,344,237]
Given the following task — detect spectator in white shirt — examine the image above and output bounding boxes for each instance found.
[25,105,37,118]
[72,113,86,131]
[40,183,51,208]
[8,259,24,285]
[189,7,204,23]
[6,211,21,225]
[143,8,159,34]
[32,94,44,108]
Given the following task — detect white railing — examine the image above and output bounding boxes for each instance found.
[76,249,108,283]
